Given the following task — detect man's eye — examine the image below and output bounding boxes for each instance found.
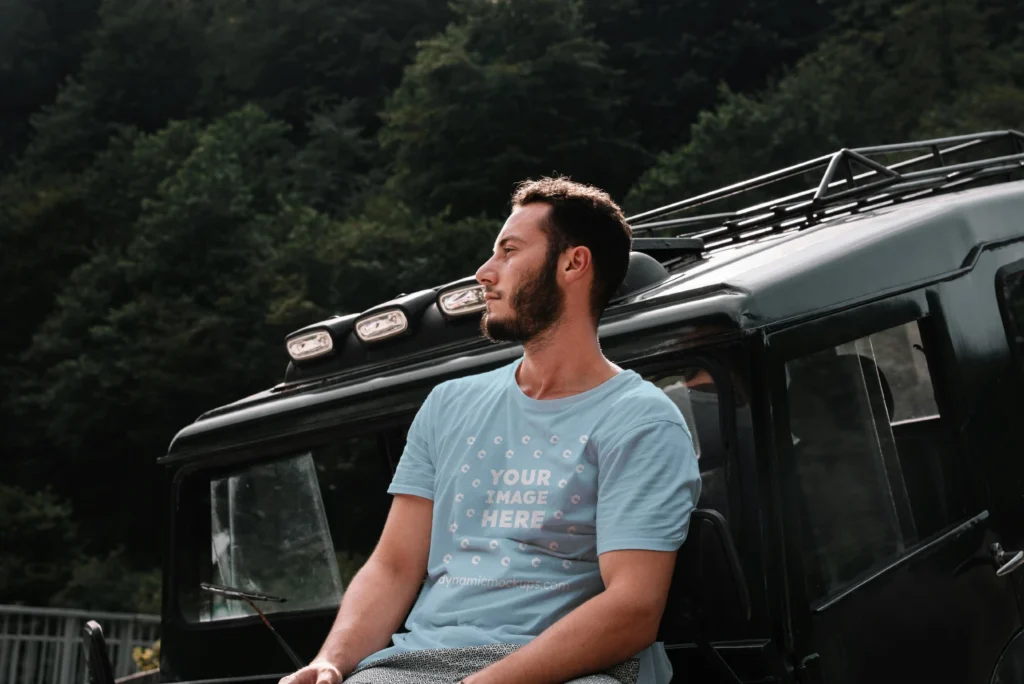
[503,247,515,256]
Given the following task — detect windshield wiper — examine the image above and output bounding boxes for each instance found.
[200,582,304,668]
[200,582,288,603]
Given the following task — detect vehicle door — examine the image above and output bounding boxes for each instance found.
[935,243,1024,614]
[766,288,1022,684]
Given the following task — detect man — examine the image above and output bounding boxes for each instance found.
[280,178,701,684]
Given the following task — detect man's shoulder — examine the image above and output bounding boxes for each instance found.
[600,373,689,435]
[429,361,514,400]
[615,372,683,415]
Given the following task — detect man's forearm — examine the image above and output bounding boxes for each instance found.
[315,557,421,674]
[463,589,661,684]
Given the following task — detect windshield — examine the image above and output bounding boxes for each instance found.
[176,431,400,622]
[205,453,343,620]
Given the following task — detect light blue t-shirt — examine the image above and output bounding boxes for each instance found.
[358,358,701,683]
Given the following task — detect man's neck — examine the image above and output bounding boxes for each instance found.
[515,319,620,400]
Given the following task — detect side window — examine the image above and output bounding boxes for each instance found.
[997,260,1024,374]
[179,431,398,622]
[651,367,733,524]
[785,319,964,601]
[835,322,939,423]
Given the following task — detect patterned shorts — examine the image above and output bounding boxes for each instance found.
[344,644,639,684]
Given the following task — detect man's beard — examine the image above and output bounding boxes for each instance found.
[481,250,563,343]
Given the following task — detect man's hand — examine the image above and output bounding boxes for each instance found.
[279,658,343,684]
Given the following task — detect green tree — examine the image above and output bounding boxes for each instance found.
[0,483,160,611]
[286,194,496,312]
[380,0,647,219]
[0,121,203,382]
[199,0,452,135]
[24,0,207,171]
[0,0,60,167]
[11,104,492,559]
[583,0,831,155]
[51,551,162,614]
[0,122,201,495]
[13,107,305,553]
[0,484,80,605]
[289,104,377,217]
[918,85,1024,138]
[625,0,1024,215]
[0,0,101,166]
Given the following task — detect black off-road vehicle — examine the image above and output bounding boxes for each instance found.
[85,131,1024,684]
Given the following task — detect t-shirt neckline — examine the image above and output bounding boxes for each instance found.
[507,356,635,411]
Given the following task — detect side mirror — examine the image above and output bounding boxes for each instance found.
[658,509,751,684]
[83,620,116,684]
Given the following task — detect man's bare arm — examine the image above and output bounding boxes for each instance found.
[462,549,676,684]
[280,494,432,683]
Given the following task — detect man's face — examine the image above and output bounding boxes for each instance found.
[475,203,564,343]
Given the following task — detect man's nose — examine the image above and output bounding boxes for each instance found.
[476,256,496,286]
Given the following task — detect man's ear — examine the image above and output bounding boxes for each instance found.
[562,245,592,285]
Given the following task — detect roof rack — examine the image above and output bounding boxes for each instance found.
[627,130,1024,250]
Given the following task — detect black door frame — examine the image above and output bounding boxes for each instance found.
[762,285,998,681]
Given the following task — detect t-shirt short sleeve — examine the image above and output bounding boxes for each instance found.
[596,419,701,555]
[387,386,442,501]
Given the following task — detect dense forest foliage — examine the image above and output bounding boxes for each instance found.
[1,0,1021,612]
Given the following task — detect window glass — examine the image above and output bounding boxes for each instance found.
[998,261,1024,373]
[180,432,397,622]
[652,367,732,523]
[786,319,963,600]
[206,453,343,620]
[836,322,938,423]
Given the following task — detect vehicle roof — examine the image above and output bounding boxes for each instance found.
[645,179,1024,325]
[162,177,1024,463]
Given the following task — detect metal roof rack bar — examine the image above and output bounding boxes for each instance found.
[696,164,1021,245]
[628,152,837,225]
[898,153,1024,181]
[851,130,1023,155]
[816,149,902,197]
[630,212,739,236]
[728,137,1001,219]
[882,135,1012,174]
[626,131,1024,247]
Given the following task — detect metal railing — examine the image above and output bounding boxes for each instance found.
[0,605,159,684]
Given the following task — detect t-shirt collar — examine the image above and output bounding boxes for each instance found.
[507,356,635,411]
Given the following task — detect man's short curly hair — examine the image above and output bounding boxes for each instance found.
[511,177,632,320]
